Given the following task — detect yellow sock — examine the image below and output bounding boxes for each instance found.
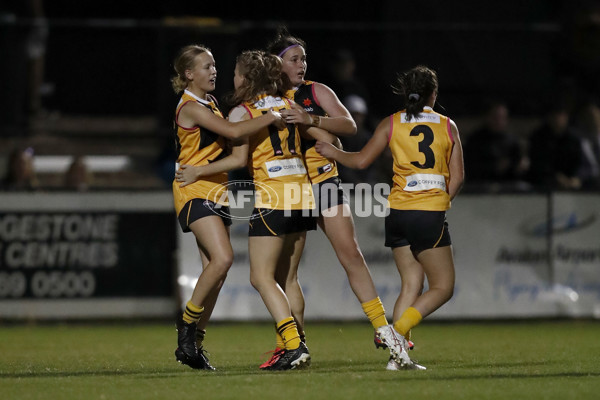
[361,297,388,330]
[393,307,422,337]
[182,301,204,324]
[275,325,285,349]
[276,317,301,350]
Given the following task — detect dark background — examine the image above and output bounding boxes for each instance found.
[2,0,599,134]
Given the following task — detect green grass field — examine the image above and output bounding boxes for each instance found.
[1,320,598,400]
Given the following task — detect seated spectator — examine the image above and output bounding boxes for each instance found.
[1,146,38,191]
[463,101,527,190]
[64,155,93,191]
[527,105,585,190]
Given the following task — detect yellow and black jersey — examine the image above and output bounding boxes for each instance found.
[387,106,454,211]
[287,81,338,184]
[172,89,228,215]
[243,93,314,210]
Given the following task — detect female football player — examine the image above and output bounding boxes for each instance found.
[171,44,282,370]
[261,27,397,369]
[316,65,464,370]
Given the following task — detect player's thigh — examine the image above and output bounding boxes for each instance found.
[189,216,233,263]
[392,245,424,285]
[277,231,306,284]
[416,245,455,290]
[319,204,362,254]
[249,235,286,280]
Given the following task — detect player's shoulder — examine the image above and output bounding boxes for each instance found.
[228,104,251,122]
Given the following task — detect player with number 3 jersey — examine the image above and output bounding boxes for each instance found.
[387,105,454,211]
[315,65,464,370]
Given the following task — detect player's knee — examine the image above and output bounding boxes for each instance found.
[211,253,233,276]
[249,272,268,291]
[428,280,454,304]
[441,283,455,303]
[402,278,424,296]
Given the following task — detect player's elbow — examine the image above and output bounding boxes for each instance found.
[448,178,464,200]
[342,118,357,136]
[347,121,358,136]
[228,125,245,139]
[453,176,465,191]
[355,157,370,170]
[450,167,465,188]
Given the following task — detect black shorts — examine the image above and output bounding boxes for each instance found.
[248,208,317,237]
[177,198,232,233]
[313,176,349,214]
[384,209,451,252]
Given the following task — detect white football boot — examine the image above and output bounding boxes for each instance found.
[376,324,412,367]
[386,356,427,371]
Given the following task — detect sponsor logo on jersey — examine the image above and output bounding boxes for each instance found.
[400,112,441,124]
[403,173,446,191]
[265,158,307,178]
[254,96,286,110]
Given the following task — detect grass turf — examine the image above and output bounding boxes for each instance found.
[0,320,599,400]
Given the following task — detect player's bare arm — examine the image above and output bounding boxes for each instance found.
[179,101,283,139]
[315,116,389,169]
[447,120,465,200]
[176,139,248,187]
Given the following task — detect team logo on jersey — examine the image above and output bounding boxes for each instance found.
[317,163,333,175]
[303,98,312,107]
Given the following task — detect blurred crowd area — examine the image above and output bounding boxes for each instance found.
[1,0,600,192]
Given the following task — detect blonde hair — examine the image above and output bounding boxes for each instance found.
[171,44,210,94]
[228,50,289,105]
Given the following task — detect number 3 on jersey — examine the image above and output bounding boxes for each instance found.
[410,125,435,169]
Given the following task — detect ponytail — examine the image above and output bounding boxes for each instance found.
[392,65,438,121]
